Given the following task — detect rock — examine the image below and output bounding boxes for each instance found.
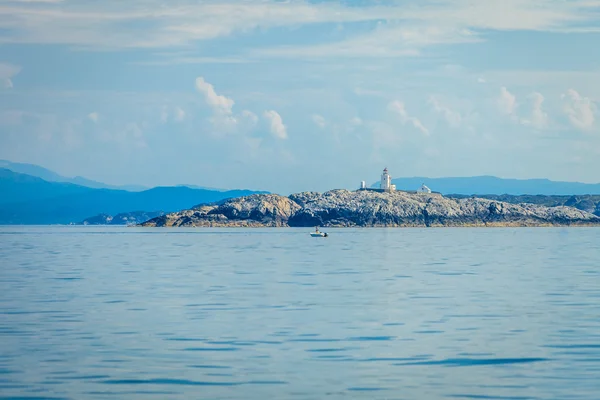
[139,189,600,228]
[141,194,300,227]
[448,194,600,217]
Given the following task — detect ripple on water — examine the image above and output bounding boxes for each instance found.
[447,396,535,400]
[100,378,288,386]
[544,344,600,349]
[182,347,240,352]
[395,358,550,367]
[347,335,395,341]
[0,397,72,400]
[306,347,355,352]
[101,378,240,386]
[187,365,232,369]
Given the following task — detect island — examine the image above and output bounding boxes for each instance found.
[138,189,600,228]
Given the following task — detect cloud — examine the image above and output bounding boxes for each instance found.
[349,117,363,127]
[0,0,598,51]
[429,96,462,127]
[241,110,258,126]
[520,92,548,129]
[264,110,287,139]
[195,77,234,115]
[0,62,20,89]
[132,56,252,66]
[195,76,241,132]
[312,114,326,129]
[497,86,517,116]
[174,107,185,122]
[119,122,146,148]
[193,77,262,138]
[0,2,408,49]
[562,89,596,131]
[159,106,185,123]
[254,24,478,59]
[388,100,429,136]
[88,112,99,123]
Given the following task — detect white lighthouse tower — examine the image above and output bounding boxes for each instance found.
[379,167,396,192]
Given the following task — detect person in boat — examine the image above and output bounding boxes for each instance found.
[315,226,320,233]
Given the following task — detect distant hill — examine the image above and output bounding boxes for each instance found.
[0,159,147,191]
[0,169,268,224]
[81,211,166,226]
[371,176,600,196]
[0,168,94,205]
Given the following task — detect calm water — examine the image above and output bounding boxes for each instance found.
[1,227,600,400]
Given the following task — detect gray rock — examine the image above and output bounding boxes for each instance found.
[140,189,600,227]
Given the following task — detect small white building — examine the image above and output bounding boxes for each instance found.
[360,181,366,189]
[380,167,396,192]
[418,183,432,194]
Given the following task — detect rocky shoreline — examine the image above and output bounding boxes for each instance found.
[138,190,600,228]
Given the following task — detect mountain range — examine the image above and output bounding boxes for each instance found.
[0,168,267,225]
[0,159,148,192]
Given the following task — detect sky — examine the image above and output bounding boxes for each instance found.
[1,0,599,194]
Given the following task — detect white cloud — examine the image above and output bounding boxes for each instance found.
[254,25,478,59]
[159,106,185,123]
[354,87,385,97]
[0,0,597,51]
[429,96,462,127]
[117,122,146,149]
[195,77,234,115]
[520,92,548,129]
[174,107,185,122]
[562,89,596,131]
[498,86,517,116]
[388,100,429,136]
[88,112,99,123]
[0,62,20,89]
[241,110,258,126]
[349,117,363,127]
[264,110,287,139]
[0,2,407,49]
[312,114,326,129]
[192,78,261,137]
[195,76,241,132]
[131,56,252,66]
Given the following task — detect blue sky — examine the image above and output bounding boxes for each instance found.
[1,0,599,194]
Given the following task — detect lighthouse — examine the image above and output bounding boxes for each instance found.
[418,183,432,194]
[379,167,396,192]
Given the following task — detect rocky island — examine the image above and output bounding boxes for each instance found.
[139,189,600,228]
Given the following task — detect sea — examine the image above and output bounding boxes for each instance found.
[1,226,599,400]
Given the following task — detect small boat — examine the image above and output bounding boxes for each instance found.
[310,227,328,237]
